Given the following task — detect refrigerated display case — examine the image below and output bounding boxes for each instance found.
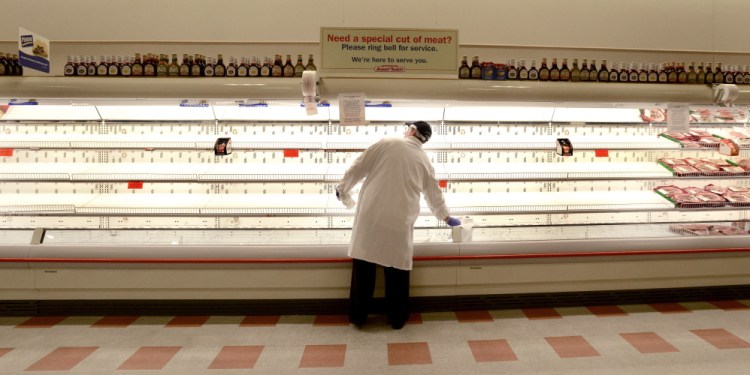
[2,76,750,301]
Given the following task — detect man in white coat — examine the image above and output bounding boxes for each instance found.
[336,121,461,329]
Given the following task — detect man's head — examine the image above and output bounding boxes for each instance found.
[405,121,432,144]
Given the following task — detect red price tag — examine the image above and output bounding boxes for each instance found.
[128,181,144,189]
[283,149,299,158]
[0,149,13,157]
[594,149,609,157]
[438,180,448,188]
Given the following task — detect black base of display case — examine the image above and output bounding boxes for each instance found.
[2,284,750,317]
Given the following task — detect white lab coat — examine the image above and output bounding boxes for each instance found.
[337,136,450,270]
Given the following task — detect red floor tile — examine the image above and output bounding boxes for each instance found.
[240,315,280,327]
[587,305,628,317]
[455,310,494,323]
[313,315,349,326]
[468,339,518,362]
[691,329,750,350]
[25,347,98,371]
[0,348,13,358]
[166,316,209,327]
[208,346,264,369]
[545,336,601,358]
[91,316,139,328]
[15,316,67,328]
[406,313,423,325]
[117,346,181,370]
[388,342,432,366]
[299,344,346,368]
[620,332,679,354]
[649,303,691,314]
[522,308,562,319]
[709,300,750,311]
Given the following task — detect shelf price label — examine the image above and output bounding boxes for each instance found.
[0,149,13,157]
[594,149,609,157]
[128,181,144,189]
[439,180,448,188]
[283,149,299,158]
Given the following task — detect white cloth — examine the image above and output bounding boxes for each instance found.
[337,136,450,270]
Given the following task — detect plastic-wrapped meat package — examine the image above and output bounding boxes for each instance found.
[704,184,728,195]
[695,163,726,175]
[710,225,747,236]
[725,194,750,206]
[680,140,701,148]
[727,186,749,193]
[701,158,732,166]
[661,131,689,140]
[738,159,750,171]
[690,130,713,138]
[671,193,701,207]
[654,185,684,196]
[671,165,701,175]
[683,186,706,194]
[698,136,722,145]
[693,191,727,206]
[658,158,686,166]
[721,166,747,174]
[684,158,702,166]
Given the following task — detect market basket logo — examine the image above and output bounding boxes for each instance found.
[374,65,405,73]
[21,35,34,48]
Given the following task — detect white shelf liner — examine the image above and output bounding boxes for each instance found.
[202,194,330,215]
[445,162,673,180]
[96,106,215,121]
[441,191,673,214]
[80,194,207,215]
[0,194,96,214]
[552,108,643,123]
[443,106,556,122]
[214,105,331,121]
[447,135,677,150]
[1,105,101,121]
[199,164,329,181]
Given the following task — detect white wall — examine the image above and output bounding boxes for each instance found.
[2,0,749,76]
[2,0,748,52]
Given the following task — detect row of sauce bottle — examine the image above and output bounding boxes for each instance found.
[64,53,316,77]
[459,56,750,84]
[0,53,23,76]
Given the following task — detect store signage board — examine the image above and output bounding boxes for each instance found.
[321,27,458,77]
[666,103,690,132]
[18,27,50,75]
[339,92,366,125]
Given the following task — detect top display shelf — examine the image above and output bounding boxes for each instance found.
[0,76,746,106]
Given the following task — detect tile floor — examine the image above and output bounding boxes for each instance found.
[1,299,749,374]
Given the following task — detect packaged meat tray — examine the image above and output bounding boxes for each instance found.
[693,192,726,206]
[721,166,748,175]
[670,193,703,208]
[658,158,687,166]
[704,184,728,195]
[700,158,732,166]
[654,185,683,196]
[683,186,706,194]
[725,194,750,207]
[670,165,701,176]
[695,163,730,175]
[710,225,748,235]
[683,158,702,166]
[727,186,749,193]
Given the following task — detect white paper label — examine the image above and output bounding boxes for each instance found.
[338,92,366,126]
[667,103,690,132]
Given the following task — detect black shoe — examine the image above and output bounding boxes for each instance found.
[350,317,365,328]
[391,321,405,330]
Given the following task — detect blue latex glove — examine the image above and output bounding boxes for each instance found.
[445,217,461,227]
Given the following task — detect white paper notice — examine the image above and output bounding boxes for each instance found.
[667,103,690,132]
[338,92,366,126]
